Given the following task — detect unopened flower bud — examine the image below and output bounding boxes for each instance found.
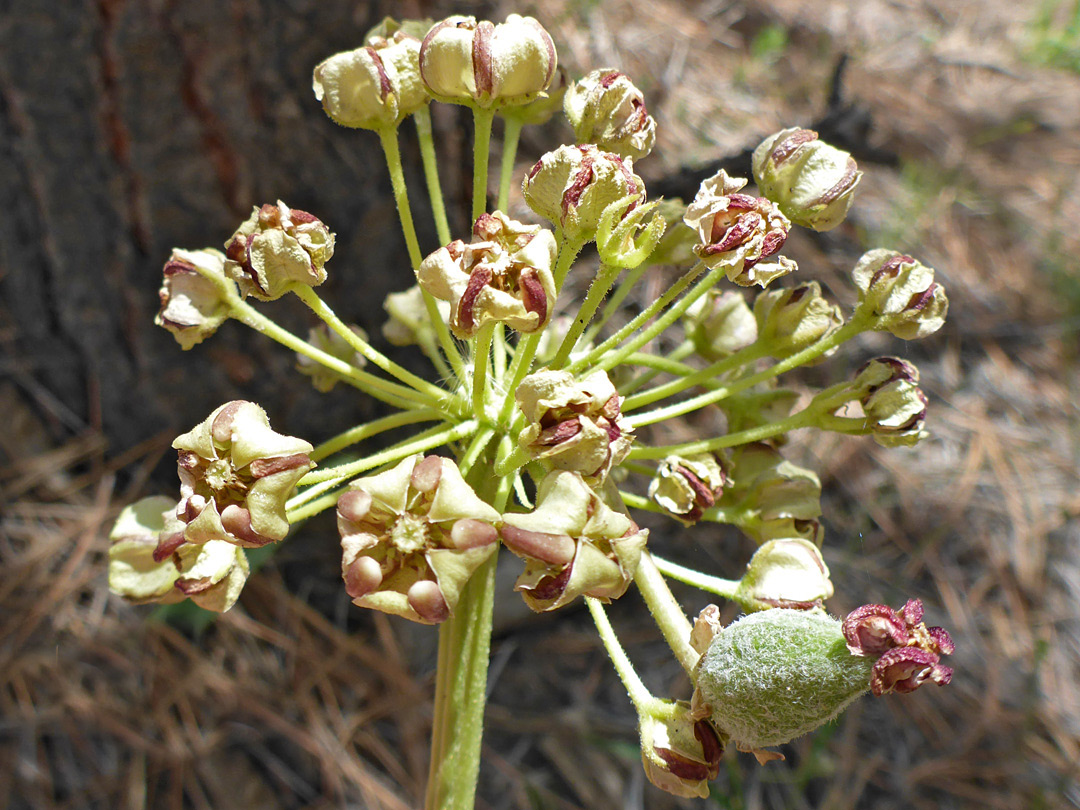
[419,15,557,108]
[648,453,728,525]
[516,368,632,480]
[224,201,334,301]
[683,290,758,360]
[500,471,648,611]
[171,401,314,549]
[752,128,861,232]
[851,249,948,339]
[109,496,249,613]
[852,357,929,447]
[753,281,843,359]
[417,212,557,338]
[564,68,657,160]
[693,610,875,751]
[843,599,955,696]
[639,702,724,798]
[313,26,427,131]
[382,284,450,347]
[337,454,500,624]
[155,248,232,349]
[595,194,666,268]
[522,144,644,242]
[684,170,792,286]
[735,538,833,612]
[295,323,368,392]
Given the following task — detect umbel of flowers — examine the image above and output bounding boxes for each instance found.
[112,10,955,808]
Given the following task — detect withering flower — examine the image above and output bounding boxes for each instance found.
[109,495,249,613]
[639,702,724,798]
[313,23,428,130]
[224,201,335,301]
[419,14,557,107]
[683,169,792,287]
[851,249,948,340]
[843,598,955,696]
[648,452,728,525]
[563,68,657,160]
[522,144,644,243]
[752,128,861,232]
[155,248,232,349]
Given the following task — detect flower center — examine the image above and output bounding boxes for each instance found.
[391,512,430,555]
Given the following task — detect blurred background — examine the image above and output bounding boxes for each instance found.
[2,0,1079,807]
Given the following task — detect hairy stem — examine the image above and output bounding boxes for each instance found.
[650,554,741,601]
[378,125,464,380]
[413,107,452,246]
[633,552,699,677]
[472,107,496,221]
[497,115,524,213]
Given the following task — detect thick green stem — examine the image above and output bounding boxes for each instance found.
[425,448,500,810]
[549,262,622,369]
[472,107,495,221]
[633,552,699,677]
[378,125,465,380]
[413,107,452,246]
[624,318,868,431]
[497,115,524,212]
[649,554,741,602]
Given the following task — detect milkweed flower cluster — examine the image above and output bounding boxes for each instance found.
[110,10,955,805]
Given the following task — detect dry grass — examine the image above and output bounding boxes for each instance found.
[4,0,1080,807]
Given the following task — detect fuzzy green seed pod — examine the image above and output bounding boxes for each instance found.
[693,610,874,750]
